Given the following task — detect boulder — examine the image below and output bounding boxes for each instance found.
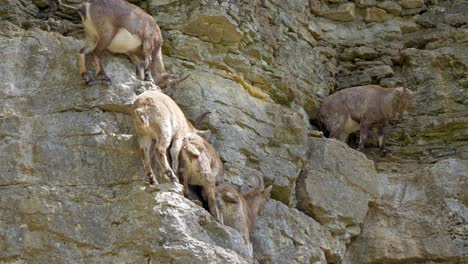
[344,159,468,263]
[399,0,425,9]
[254,200,346,264]
[322,3,357,22]
[296,138,379,236]
[365,7,388,23]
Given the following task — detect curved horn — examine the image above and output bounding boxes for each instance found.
[168,73,191,86]
[194,111,211,128]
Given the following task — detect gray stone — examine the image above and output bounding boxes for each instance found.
[148,0,179,7]
[336,72,373,90]
[401,6,427,16]
[354,0,377,8]
[322,3,357,22]
[365,65,394,80]
[344,159,468,263]
[254,200,343,264]
[365,7,388,23]
[341,46,380,60]
[326,0,348,3]
[380,77,402,87]
[0,182,251,263]
[399,0,425,9]
[169,70,310,205]
[1,0,468,263]
[296,138,378,236]
[377,1,402,15]
[182,13,243,44]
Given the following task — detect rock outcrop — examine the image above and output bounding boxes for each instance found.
[1,0,467,263]
[297,138,378,238]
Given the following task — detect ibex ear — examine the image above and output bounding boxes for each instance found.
[197,130,211,140]
[185,143,201,157]
[263,185,273,198]
[223,191,239,204]
[395,87,405,96]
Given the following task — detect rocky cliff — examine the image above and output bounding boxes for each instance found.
[0,0,466,263]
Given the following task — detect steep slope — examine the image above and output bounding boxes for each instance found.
[0,0,466,263]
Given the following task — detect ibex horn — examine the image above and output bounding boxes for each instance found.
[168,73,191,86]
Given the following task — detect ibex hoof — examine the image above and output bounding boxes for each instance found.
[167,171,178,183]
[86,79,101,86]
[148,175,158,186]
[144,75,154,83]
[101,77,112,85]
[382,148,392,156]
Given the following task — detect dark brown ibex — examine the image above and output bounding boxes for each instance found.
[216,184,272,257]
[50,0,188,87]
[132,91,210,185]
[318,85,413,153]
[178,132,224,223]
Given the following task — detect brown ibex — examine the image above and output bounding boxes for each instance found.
[132,91,210,185]
[50,0,188,87]
[216,184,272,257]
[178,132,224,223]
[318,85,413,153]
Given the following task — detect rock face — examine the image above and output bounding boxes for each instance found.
[254,200,344,264]
[344,159,468,263]
[1,0,467,263]
[297,138,378,237]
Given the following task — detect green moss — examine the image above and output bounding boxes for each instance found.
[271,184,291,206]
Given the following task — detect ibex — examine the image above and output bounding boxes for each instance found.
[216,184,272,257]
[178,132,224,223]
[318,85,413,153]
[132,91,210,185]
[50,0,188,87]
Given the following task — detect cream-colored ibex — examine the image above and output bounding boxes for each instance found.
[178,132,224,223]
[50,0,188,87]
[318,85,413,153]
[132,91,209,185]
[216,184,272,257]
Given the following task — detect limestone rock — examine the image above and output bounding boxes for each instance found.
[401,6,427,16]
[377,1,403,15]
[338,74,372,89]
[1,0,468,263]
[148,0,179,7]
[168,70,309,206]
[153,0,329,118]
[0,182,251,263]
[322,3,357,22]
[355,0,377,8]
[326,0,348,3]
[254,199,350,264]
[344,159,468,263]
[296,138,379,236]
[399,0,425,9]
[182,13,243,44]
[0,24,251,263]
[365,65,394,80]
[365,7,388,23]
[387,46,468,161]
[336,72,372,90]
[341,46,380,60]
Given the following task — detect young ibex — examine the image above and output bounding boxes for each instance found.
[216,184,272,257]
[51,0,188,87]
[132,91,209,185]
[178,132,224,223]
[318,85,413,153]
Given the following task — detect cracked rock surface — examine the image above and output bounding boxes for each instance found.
[1,0,467,263]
